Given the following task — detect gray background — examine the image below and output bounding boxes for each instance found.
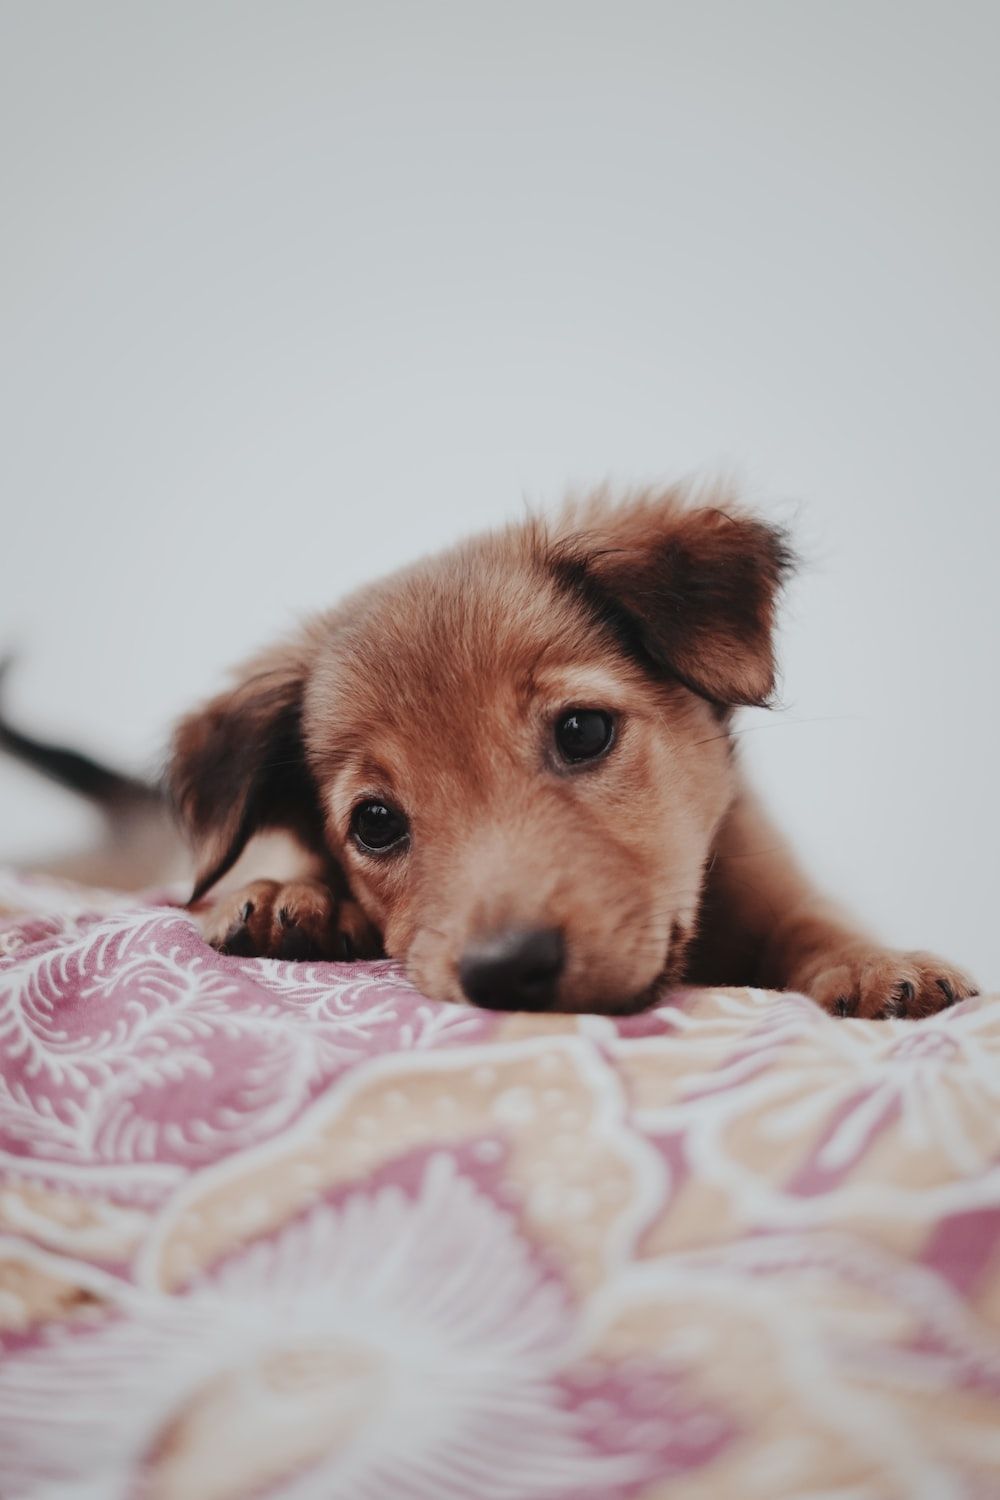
[1,2,997,984]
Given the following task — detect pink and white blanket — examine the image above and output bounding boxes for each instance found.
[0,869,998,1499]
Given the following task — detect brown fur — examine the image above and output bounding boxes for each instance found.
[170,486,976,1017]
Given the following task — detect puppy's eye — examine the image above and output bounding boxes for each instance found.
[554,709,615,764]
[351,800,409,852]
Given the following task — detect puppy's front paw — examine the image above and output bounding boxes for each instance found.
[195,879,381,962]
[805,946,978,1020]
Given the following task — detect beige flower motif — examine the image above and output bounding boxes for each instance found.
[0,1156,647,1500]
[615,990,1000,1233]
[585,1232,1000,1500]
[143,1035,667,1298]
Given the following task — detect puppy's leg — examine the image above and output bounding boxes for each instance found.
[190,831,382,962]
[196,878,381,961]
[693,786,977,1018]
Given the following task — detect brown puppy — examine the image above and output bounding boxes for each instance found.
[170,487,976,1018]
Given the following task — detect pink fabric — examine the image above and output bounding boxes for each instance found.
[0,870,998,1499]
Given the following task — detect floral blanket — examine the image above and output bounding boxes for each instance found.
[0,870,998,1500]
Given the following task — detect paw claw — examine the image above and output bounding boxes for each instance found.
[277,924,318,962]
[220,918,255,959]
[936,977,956,1007]
[879,979,914,1020]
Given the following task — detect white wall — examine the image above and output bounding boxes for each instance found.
[2,1,997,985]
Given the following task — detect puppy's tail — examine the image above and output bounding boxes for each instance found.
[0,657,186,890]
[0,657,161,813]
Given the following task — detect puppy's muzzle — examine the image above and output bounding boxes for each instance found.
[458,927,565,1011]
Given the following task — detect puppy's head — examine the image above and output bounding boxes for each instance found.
[169,488,792,1012]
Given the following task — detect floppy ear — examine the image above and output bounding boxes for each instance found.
[167,640,320,901]
[551,492,795,707]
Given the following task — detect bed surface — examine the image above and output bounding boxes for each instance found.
[1,870,998,1499]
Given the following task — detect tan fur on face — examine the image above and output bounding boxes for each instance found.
[307,544,734,1010]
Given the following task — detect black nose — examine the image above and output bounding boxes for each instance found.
[458,927,565,1011]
